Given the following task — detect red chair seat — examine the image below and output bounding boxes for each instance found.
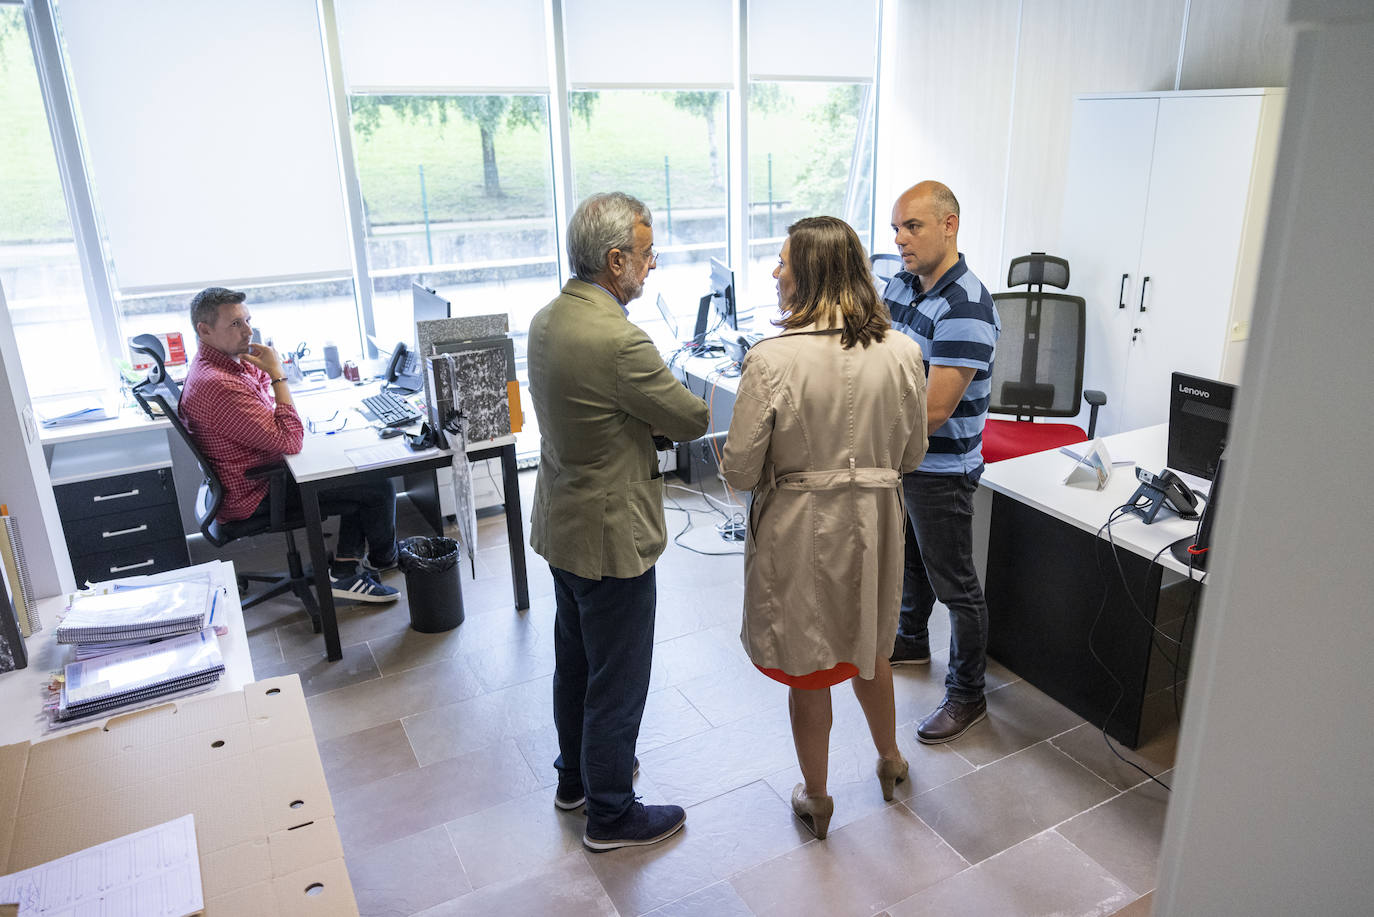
[983,418,1087,463]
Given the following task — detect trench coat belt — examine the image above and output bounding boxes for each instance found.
[772,467,901,491]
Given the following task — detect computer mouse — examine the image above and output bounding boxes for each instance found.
[377,426,404,439]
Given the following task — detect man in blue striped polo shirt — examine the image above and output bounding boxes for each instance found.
[883,181,1001,744]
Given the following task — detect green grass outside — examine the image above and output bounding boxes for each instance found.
[0,9,72,243]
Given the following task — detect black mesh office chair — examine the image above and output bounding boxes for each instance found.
[129,333,181,418]
[871,253,903,288]
[983,252,1107,462]
[133,389,322,630]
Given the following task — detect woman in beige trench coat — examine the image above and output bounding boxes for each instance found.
[721,216,928,839]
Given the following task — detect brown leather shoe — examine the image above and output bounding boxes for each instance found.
[916,696,987,744]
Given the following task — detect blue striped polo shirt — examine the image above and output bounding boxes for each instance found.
[883,254,1000,477]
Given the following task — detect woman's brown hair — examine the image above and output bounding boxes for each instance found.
[775,216,890,348]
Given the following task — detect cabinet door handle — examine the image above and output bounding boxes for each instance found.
[1118,274,1129,309]
[1138,275,1150,312]
[102,523,149,539]
[109,558,155,573]
[92,488,140,502]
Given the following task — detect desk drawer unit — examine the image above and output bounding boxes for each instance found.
[55,468,190,585]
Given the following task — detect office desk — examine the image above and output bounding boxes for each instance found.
[978,424,1205,747]
[0,559,255,746]
[288,383,528,662]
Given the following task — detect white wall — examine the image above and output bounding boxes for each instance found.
[1154,2,1374,912]
[0,280,75,599]
[873,0,1293,288]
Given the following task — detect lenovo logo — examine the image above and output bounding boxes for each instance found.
[1179,385,1210,398]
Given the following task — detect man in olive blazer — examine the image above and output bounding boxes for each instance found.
[528,192,708,852]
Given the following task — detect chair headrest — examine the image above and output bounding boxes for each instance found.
[1007,253,1071,290]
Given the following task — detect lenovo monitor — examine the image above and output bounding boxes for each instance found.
[1167,372,1236,481]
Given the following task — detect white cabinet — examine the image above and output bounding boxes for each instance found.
[1059,89,1284,436]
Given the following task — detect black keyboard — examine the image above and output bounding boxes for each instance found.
[362,391,423,428]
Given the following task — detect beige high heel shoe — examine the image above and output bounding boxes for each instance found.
[791,783,835,839]
[877,756,909,801]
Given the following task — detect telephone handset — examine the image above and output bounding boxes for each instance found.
[1128,466,1200,524]
[384,342,423,393]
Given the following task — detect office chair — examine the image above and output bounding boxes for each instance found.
[983,253,1107,463]
[871,253,903,289]
[134,389,323,631]
[129,333,181,419]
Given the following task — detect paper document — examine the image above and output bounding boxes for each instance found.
[0,814,204,917]
[345,440,440,470]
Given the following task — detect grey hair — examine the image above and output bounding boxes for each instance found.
[190,286,246,331]
[567,192,652,280]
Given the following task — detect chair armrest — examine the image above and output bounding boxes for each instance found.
[245,463,293,529]
[1082,390,1107,439]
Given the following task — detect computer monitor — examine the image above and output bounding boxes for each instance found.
[412,282,451,330]
[1167,372,1236,480]
[709,257,737,331]
[655,293,679,340]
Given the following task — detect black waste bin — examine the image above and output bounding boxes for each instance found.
[398,536,465,633]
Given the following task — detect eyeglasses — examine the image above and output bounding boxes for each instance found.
[617,245,657,265]
[307,411,348,434]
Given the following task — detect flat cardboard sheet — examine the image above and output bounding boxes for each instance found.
[0,676,357,916]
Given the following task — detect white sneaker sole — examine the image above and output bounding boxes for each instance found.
[331,588,399,604]
[582,816,685,852]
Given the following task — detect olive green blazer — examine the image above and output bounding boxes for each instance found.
[528,279,709,580]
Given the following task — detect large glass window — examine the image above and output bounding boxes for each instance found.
[347,93,560,349]
[569,89,730,346]
[746,81,876,306]
[0,5,105,399]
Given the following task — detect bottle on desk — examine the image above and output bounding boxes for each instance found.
[323,341,341,379]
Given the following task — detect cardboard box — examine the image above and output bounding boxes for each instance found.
[0,676,357,916]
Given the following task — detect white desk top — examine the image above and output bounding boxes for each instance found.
[38,403,170,446]
[286,379,513,484]
[0,559,255,746]
[979,424,1207,576]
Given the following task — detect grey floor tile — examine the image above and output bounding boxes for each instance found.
[514,722,562,788]
[585,780,812,915]
[412,852,617,917]
[638,687,714,754]
[730,805,966,917]
[676,664,791,728]
[1050,723,1177,792]
[887,830,1134,917]
[402,674,553,765]
[444,786,586,890]
[245,624,283,667]
[278,600,412,660]
[939,678,1087,768]
[333,738,540,856]
[1058,776,1171,895]
[637,708,799,808]
[346,825,470,917]
[649,628,756,692]
[255,640,380,697]
[1109,890,1153,916]
[306,655,485,742]
[317,720,419,795]
[906,741,1117,864]
[643,881,756,916]
[463,621,556,692]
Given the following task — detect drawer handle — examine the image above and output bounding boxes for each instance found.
[93,488,140,502]
[102,523,149,539]
[109,558,155,573]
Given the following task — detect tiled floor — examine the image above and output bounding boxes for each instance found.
[196,471,1175,917]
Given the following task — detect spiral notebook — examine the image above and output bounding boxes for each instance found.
[57,628,224,722]
[56,578,212,645]
[0,508,38,637]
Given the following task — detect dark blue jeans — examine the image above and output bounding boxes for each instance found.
[897,471,989,703]
[551,564,656,827]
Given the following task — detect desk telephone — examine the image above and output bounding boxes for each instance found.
[384,342,423,393]
[1128,466,1200,524]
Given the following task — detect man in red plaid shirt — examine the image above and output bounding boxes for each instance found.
[179,287,398,603]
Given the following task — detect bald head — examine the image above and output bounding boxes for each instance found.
[891,181,961,287]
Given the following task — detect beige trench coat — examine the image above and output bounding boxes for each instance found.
[720,329,928,680]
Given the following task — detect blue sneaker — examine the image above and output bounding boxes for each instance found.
[583,801,685,851]
[331,571,399,604]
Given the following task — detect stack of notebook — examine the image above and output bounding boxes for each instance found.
[55,579,213,648]
[56,628,225,723]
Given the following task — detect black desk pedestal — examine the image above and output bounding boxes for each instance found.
[984,492,1197,748]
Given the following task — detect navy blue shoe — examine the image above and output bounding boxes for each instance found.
[583,801,685,851]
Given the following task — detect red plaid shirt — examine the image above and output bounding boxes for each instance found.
[179,344,304,522]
